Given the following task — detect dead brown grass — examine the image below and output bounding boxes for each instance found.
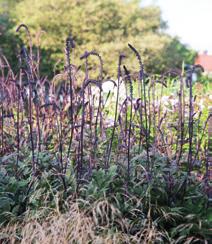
[0,199,166,244]
[0,200,129,244]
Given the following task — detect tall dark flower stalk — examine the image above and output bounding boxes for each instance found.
[128,44,143,153]
[187,65,204,174]
[123,65,133,181]
[66,35,75,163]
[124,84,128,149]
[16,24,33,62]
[128,44,150,168]
[106,54,125,170]
[55,103,67,192]
[0,58,5,155]
[177,74,185,165]
[57,83,66,175]
[78,52,89,179]
[59,109,64,174]
[80,51,103,173]
[87,52,103,156]
[151,78,156,144]
[91,52,103,168]
[187,70,195,174]
[35,100,41,153]
[88,84,93,162]
[21,46,36,175]
[116,105,125,162]
[156,76,167,149]
[32,85,41,155]
[17,24,36,175]
[16,57,22,170]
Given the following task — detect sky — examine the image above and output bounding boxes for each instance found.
[141,0,212,54]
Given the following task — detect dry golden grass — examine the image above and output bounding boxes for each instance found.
[2,197,204,243]
[0,200,132,244]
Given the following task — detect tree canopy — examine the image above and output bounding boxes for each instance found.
[0,0,196,77]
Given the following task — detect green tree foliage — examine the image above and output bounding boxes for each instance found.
[1,0,196,76]
[0,0,22,70]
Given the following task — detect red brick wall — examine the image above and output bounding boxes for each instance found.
[195,54,212,72]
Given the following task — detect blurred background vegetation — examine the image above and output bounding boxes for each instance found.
[0,0,196,77]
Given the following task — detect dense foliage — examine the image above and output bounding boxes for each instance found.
[0,23,211,243]
[0,0,196,76]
